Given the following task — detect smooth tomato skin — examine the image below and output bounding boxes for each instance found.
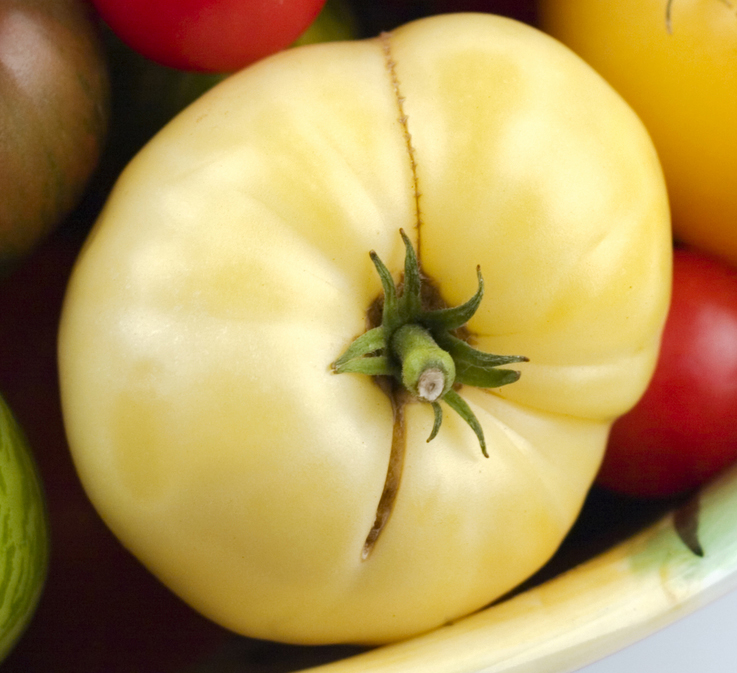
[90,0,327,72]
[598,248,737,498]
[539,0,737,268]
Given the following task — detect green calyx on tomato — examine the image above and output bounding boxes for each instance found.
[333,229,526,457]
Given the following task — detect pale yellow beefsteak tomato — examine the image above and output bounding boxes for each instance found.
[58,14,672,645]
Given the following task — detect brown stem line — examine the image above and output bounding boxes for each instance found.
[380,31,423,256]
[362,391,407,559]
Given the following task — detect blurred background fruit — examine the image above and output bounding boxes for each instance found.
[87,0,327,72]
[0,393,48,662]
[598,247,737,498]
[0,0,109,275]
[539,0,737,267]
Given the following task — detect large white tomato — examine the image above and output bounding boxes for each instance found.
[58,14,671,645]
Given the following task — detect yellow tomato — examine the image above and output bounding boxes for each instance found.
[539,0,737,267]
[58,14,671,645]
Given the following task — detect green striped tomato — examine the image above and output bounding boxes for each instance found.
[0,394,48,661]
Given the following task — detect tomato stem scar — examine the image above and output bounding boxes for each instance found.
[332,230,527,458]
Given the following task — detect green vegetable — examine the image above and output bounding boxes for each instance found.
[0,394,48,661]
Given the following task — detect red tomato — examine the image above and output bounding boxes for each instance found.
[89,0,327,72]
[597,248,737,498]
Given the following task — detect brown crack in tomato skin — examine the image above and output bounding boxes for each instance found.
[362,389,406,560]
[380,31,423,251]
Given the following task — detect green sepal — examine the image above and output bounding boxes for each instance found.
[399,229,423,318]
[435,332,528,369]
[427,402,443,443]
[443,389,488,458]
[421,266,483,331]
[369,251,401,334]
[434,332,529,378]
[454,363,522,389]
[433,332,526,389]
[333,355,396,377]
[332,326,387,372]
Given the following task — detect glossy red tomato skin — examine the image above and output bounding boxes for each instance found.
[597,248,737,498]
[89,0,326,72]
